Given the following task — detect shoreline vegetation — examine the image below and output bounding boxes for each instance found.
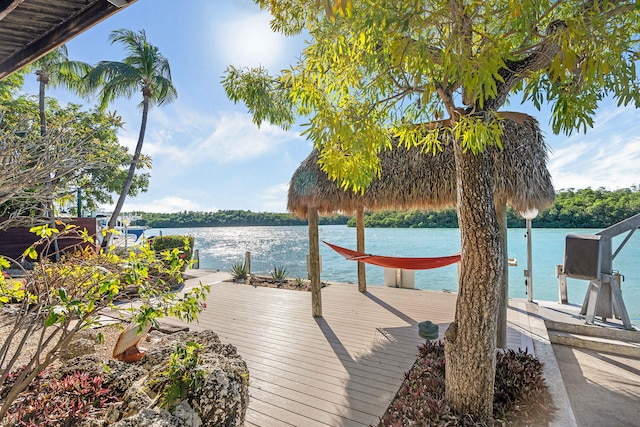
[134,187,640,229]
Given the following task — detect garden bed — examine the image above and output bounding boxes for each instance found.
[225,275,329,292]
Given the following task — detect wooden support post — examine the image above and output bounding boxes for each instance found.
[308,208,322,317]
[244,251,251,275]
[496,200,508,349]
[356,206,366,292]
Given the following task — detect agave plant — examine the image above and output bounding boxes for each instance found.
[230,261,248,281]
[270,265,288,284]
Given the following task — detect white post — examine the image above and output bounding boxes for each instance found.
[520,208,538,303]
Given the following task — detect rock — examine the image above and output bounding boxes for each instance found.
[54,355,103,378]
[60,330,102,360]
[110,408,184,427]
[61,337,95,360]
[105,361,148,394]
[61,330,249,426]
[174,401,202,427]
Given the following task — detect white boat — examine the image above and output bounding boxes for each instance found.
[95,212,150,248]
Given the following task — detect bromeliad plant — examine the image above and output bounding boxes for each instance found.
[0,222,210,420]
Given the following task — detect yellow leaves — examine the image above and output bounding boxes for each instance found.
[319,0,353,22]
[390,38,410,67]
[29,224,59,238]
[453,115,504,155]
[509,0,522,18]
[23,246,38,260]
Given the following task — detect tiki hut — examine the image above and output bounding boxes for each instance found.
[289,112,555,340]
[289,113,554,216]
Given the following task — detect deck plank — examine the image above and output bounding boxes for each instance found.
[176,277,525,426]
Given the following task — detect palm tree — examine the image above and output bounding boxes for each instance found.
[86,29,177,247]
[29,46,91,259]
[30,45,91,139]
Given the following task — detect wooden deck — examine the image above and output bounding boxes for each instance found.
[178,272,528,427]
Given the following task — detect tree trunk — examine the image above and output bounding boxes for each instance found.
[103,96,149,247]
[38,79,46,137]
[444,141,503,420]
[308,207,322,317]
[496,199,508,348]
[38,77,60,260]
[356,205,366,292]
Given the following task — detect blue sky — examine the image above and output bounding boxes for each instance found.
[22,0,640,213]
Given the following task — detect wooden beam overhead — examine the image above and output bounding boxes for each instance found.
[0,0,137,80]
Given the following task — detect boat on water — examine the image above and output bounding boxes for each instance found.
[95,212,150,248]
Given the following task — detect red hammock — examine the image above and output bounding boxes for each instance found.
[323,241,461,270]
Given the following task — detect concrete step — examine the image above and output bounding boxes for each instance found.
[548,329,640,358]
[545,319,640,342]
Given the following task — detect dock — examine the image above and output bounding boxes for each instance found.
[173,271,606,426]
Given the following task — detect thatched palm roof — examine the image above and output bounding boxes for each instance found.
[288,113,554,217]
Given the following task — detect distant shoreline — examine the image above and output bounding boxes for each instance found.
[130,187,640,230]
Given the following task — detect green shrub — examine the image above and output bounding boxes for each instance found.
[151,235,194,271]
[150,341,205,408]
[230,261,248,281]
[0,224,209,419]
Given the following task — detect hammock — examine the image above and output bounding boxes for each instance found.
[323,241,461,270]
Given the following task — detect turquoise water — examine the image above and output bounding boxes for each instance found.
[148,225,640,322]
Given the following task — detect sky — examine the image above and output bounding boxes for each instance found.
[22,0,640,214]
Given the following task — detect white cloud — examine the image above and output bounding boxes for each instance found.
[115,106,301,167]
[550,134,640,190]
[259,182,290,212]
[102,196,218,214]
[191,112,300,164]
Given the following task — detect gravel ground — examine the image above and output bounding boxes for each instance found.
[0,307,124,374]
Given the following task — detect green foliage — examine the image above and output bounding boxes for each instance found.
[353,187,640,229]
[85,28,176,246]
[150,342,205,409]
[228,1,639,418]
[294,277,305,287]
[230,261,248,281]
[533,187,640,228]
[27,45,92,98]
[270,265,288,282]
[0,224,210,419]
[86,29,177,112]
[0,96,149,218]
[378,341,554,426]
[228,1,640,191]
[223,66,295,129]
[151,235,194,272]
[3,370,118,427]
[0,70,25,104]
[135,210,350,228]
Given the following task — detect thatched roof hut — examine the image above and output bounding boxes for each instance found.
[288,113,554,217]
[291,112,555,327]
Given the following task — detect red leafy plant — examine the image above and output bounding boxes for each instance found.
[2,368,118,427]
[377,341,555,426]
